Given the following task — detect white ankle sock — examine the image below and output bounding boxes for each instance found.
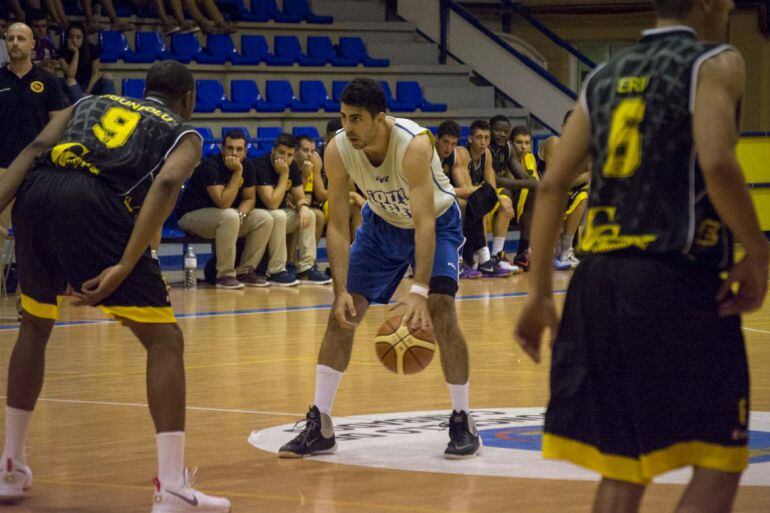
[475,247,491,265]
[3,406,32,465]
[492,237,505,255]
[447,382,470,413]
[314,365,343,416]
[156,431,185,488]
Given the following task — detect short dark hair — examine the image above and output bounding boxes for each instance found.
[145,61,195,103]
[274,133,297,149]
[29,13,47,23]
[511,125,531,139]
[652,0,693,18]
[437,120,461,139]
[340,78,387,118]
[295,134,315,147]
[489,115,510,128]
[325,118,342,134]
[222,130,247,145]
[470,120,490,135]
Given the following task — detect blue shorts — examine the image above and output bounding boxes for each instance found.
[347,203,464,304]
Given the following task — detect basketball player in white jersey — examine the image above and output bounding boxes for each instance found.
[278,78,481,459]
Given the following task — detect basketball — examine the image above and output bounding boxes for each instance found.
[374,315,436,375]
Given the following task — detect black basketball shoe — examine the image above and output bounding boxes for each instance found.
[443,410,482,459]
[278,405,337,458]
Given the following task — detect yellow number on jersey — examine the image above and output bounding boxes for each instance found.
[93,107,141,149]
[602,98,646,178]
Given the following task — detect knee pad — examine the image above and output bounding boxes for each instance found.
[429,275,458,297]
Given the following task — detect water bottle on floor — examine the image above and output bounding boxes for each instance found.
[184,246,197,288]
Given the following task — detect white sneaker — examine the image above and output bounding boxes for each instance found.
[151,468,230,513]
[495,252,522,274]
[0,457,32,501]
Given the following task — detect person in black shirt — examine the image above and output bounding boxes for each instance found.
[0,61,230,511]
[253,133,331,285]
[516,1,767,511]
[177,131,275,289]
[58,23,115,102]
[0,22,67,278]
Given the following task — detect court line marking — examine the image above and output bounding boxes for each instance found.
[742,327,770,334]
[0,290,559,332]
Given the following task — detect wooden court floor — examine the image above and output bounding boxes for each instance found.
[0,271,768,512]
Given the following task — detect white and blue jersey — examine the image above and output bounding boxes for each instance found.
[336,117,463,304]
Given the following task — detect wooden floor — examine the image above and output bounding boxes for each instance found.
[0,271,768,513]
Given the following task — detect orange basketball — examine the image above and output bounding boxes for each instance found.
[374,315,436,375]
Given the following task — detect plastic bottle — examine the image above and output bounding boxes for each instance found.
[184,246,197,288]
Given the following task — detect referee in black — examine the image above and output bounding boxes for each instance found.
[0,22,67,245]
[516,0,767,512]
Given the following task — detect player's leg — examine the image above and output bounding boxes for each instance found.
[426,204,481,459]
[557,188,587,268]
[513,190,535,270]
[592,478,645,513]
[235,208,273,286]
[674,467,740,513]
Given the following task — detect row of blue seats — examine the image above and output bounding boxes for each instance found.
[123,78,447,113]
[194,124,473,159]
[101,32,388,67]
[64,0,333,24]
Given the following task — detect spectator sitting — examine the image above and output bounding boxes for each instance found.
[318,118,342,161]
[25,0,69,32]
[177,131,276,290]
[58,23,115,101]
[158,0,235,35]
[253,133,331,286]
[0,15,8,67]
[80,0,135,33]
[29,13,58,74]
[295,135,326,245]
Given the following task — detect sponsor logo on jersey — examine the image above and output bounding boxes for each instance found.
[30,81,44,93]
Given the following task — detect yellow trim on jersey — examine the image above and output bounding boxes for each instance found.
[20,294,63,320]
[520,153,540,180]
[543,433,748,485]
[99,305,176,324]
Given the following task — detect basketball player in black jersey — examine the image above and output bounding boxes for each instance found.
[516,1,767,512]
[489,115,538,269]
[0,62,230,512]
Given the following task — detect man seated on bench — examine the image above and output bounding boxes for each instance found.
[176,130,274,289]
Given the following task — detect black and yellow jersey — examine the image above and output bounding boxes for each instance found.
[464,144,487,186]
[41,94,199,212]
[580,26,735,269]
[440,148,461,187]
[488,140,512,177]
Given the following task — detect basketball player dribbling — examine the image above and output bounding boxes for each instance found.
[516,1,767,512]
[278,78,481,460]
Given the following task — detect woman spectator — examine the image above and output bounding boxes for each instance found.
[58,23,115,101]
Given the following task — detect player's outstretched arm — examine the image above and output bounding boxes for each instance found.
[693,50,769,315]
[514,105,590,363]
[76,133,202,306]
[0,105,74,213]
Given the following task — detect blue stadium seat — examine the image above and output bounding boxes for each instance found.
[301,36,337,67]
[99,31,130,63]
[232,35,268,65]
[460,126,470,141]
[291,80,329,112]
[122,78,145,99]
[283,0,333,24]
[378,81,416,112]
[200,34,239,64]
[195,127,221,157]
[292,126,320,140]
[337,37,389,67]
[195,80,226,112]
[252,0,302,23]
[324,80,349,112]
[396,81,448,112]
[124,32,169,63]
[256,126,282,153]
[290,81,329,112]
[258,80,295,112]
[274,35,307,65]
[169,33,204,63]
[222,80,261,112]
[233,0,270,21]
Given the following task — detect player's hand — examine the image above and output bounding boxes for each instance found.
[717,253,769,317]
[72,264,132,307]
[499,195,514,217]
[514,295,559,364]
[299,204,312,229]
[274,157,290,175]
[390,293,432,332]
[333,291,359,330]
[224,156,243,174]
[301,160,313,180]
